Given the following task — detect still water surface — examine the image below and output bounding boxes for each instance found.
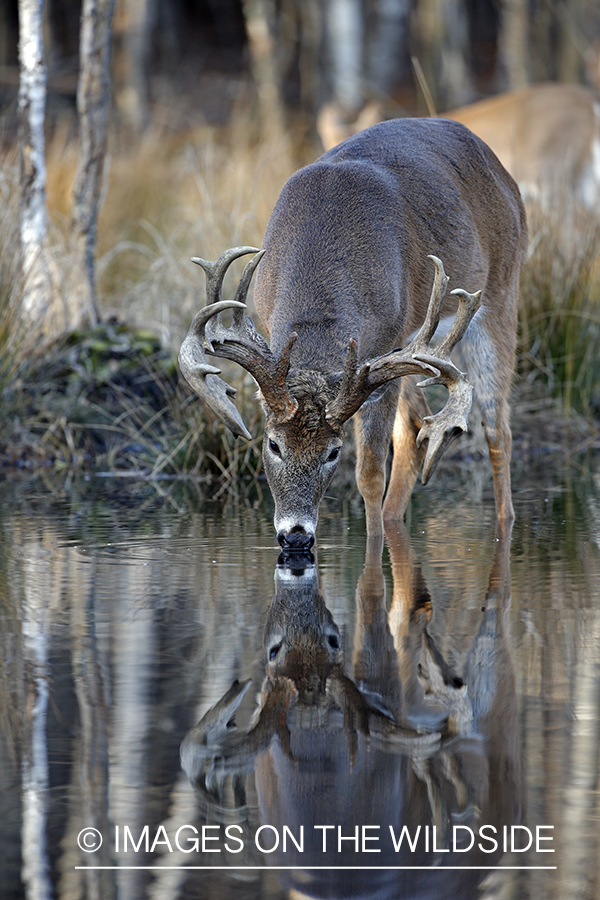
[0,470,599,900]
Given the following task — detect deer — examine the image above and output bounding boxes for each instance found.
[179,118,527,549]
[447,82,600,211]
[316,99,385,154]
[181,524,523,895]
[317,84,600,212]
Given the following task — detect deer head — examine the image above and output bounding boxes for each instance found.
[179,249,480,548]
[181,527,523,894]
[180,549,441,820]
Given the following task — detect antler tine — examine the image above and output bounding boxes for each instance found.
[192,246,261,306]
[179,296,253,439]
[409,255,450,355]
[414,357,474,484]
[412,286,482,483]
[180,246,300,435]
[326,340,440,430]
[435,287,482,358]
[325,339,370,428]
[232,249,266,327]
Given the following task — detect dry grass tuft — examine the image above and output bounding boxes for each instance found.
[519,203,600,419]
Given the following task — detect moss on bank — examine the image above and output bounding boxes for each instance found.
[0,320,263,484]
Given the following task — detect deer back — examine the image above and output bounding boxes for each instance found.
[254,118,525,369]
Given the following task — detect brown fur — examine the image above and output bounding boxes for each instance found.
[253,119,526,544]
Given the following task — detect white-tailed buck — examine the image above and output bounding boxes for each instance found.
[180,119,527,548]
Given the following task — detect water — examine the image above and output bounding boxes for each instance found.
[0,469,598,900]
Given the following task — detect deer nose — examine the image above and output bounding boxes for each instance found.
[277,529,315,551]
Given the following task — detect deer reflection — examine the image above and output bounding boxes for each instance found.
[181,527,523,899]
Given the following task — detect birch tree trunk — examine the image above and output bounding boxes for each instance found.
[241,0,286,139]
[71,0,115,327]
[17,0,51,323]
[20,550,53,900]
[325,0,364,114]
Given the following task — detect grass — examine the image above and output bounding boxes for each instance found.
[1,107,600,491]
[1,318,267,487]
[519,203,600,419]
[0,111,303,486]
[0,160,28,398]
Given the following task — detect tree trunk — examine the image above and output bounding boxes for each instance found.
[113,0,155,133]
[368,0,411,99]
[499,0,529,89]
[20,550,53,900]
[71,0,115,327]
[241,0,286,139]
[413,0,472,112]
[17,0,51,323]
[325,0,364,114]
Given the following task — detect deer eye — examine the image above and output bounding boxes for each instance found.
[269,642,282,661]
[268,439,281,456]
[327,633,340,649]
[327,447,340,463]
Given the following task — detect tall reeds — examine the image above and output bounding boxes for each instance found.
[519,203,600,419]
[0,157,27,397]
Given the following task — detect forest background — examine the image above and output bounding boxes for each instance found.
[1,0,600,498]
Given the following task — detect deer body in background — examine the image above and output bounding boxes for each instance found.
[180,119,527,547]
[318,85,600,213]
[447,83,600,210]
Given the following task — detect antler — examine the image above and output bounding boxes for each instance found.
[326,256,481,481]
[179,247,299,439]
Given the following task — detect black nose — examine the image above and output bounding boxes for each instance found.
[277,549,315,571]
[277,530,315,551]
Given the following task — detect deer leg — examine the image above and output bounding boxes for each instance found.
[383,379,431,527]
[352,534,402,719]
[483,401,514,528]
[354,384,399,536]
[457,311,516,528]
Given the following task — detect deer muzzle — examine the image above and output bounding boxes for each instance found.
[277,524,316,551]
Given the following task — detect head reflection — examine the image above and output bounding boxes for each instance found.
[181,528,523,900]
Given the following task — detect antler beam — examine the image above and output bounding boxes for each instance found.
[326,257,481,479]
[179,247,299,438]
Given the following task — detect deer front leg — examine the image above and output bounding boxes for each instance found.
[352,533,401,720]
[484,401,514,531]
[383,379,431,527]
[456,303,516,530]
[354,384,399,536]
